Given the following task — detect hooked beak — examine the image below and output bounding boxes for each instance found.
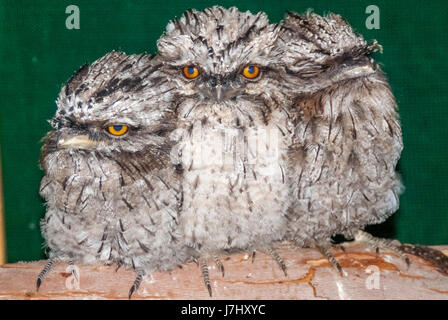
[58,134,101,149]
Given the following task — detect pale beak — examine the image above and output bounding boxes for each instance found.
[331,64,375,83]
[209,84,240,102]
[58,135,101,149]
[215,85,223,101]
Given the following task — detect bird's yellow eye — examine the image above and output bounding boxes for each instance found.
[107,125,128,136]
[242,65,260,79]
[183,66,199,79]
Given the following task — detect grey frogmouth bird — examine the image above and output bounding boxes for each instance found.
[38,51,189,297]
[277,11,443,272]
[155,6,296,294]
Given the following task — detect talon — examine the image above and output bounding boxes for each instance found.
[355,230,411,268]
[266,248,288,277]
[214,256,225,277]
[36,258,58,291]
[128,286,136,299]
[206,283,212,297]
[128,273,144,299]
[199,258,212,297]
[36,278,42,291]
[335,262,344,276]
[318,246,343,276]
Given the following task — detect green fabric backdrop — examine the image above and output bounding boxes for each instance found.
[0,0,447,263]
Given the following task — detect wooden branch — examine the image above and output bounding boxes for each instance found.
[0,242,447,300]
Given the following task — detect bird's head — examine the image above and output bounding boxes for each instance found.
[157,6,288,126]
[40,51,176,171]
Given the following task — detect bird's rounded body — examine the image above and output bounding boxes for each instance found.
[40,149,183,271]
[157,6,294,257]
[39,52,188,285]
[278,12,404,247]
[176,105,293,253]
[286,73,403,246]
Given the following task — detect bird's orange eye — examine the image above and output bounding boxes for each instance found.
[183,66,199,79]
[242,65,260,79]
[107,125,128,136]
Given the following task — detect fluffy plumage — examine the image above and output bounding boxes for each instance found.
[277,12,404,259]
[38,51,188,297]
[36,9,448,297]
[156,6,295,289]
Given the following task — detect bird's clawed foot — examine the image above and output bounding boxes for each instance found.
[355,230,410,268]
[128,272,145,299]
[198,258,212,297]
[213,256,225,277]
[317,245,344,276]
[193,255,227,297]
[261,247,288,277]
[36,258,59,291]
